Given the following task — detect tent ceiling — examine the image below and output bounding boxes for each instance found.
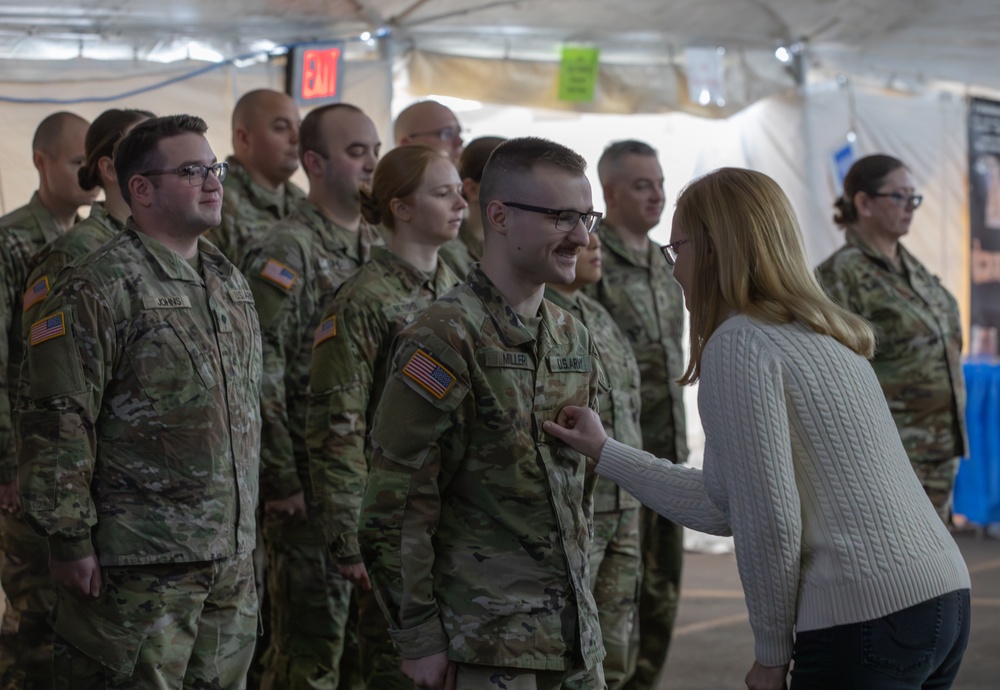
[0,0,997,91]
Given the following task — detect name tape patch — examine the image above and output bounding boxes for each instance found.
[229,289,255,303]
[23,276,50,311]
[548,355,592,373]
[261,259,297,290]
[482,350,534,370]
[403,349,456,399]
[30,312,66,346]
[313,315,337,348]
[142,295,192,309]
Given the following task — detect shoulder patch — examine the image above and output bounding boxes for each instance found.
[23,276,50,311]
[402,348,456,399]
[313,315,337,348]
[142,295,192,309]
[29,312,66,346]
[261,259,297,289]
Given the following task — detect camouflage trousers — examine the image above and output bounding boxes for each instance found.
[52,551,257,689]
[0,514,56,690]
[622,507,683,690]
[911,457,961,524]
[357,585,415,689]
[588,508,640,690]
[458,662,606,690]
[260,518,361,690]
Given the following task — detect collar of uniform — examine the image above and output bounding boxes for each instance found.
[125,219,226,283]
[225,156,304,218]
[86,201,127,235]
[467,266,571,348]
[543,286,583,322]
[26,191,79,243]
[844,228,912,276]
[371,245,447,292]
[597,220,657,268]
[294,200,384,260]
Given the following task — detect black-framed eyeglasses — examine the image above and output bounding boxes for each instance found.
[139,161,229,186]
[407,126,465,142]
[870,192,923,209]
[502,201,603,233]
[660,238,689,266]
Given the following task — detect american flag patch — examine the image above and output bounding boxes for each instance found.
[402,349,455,399]
[29,312,66,346]
[260,259,297,289]
[23,276,50,311]
[313,315,337,348]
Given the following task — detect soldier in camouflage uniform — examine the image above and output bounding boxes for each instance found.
[546,231,643,690]
[17,114,261,687]
[205,89,305,266]
[0,110,95,690]
[438,136,505,278]
[818,154,967,523]
[359,137,607,690]
[22,108,155,333]
[306,146,464,689]
[587,140,688,690]
[243,103,382,690]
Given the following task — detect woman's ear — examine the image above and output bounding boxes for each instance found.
[390,197,412,223]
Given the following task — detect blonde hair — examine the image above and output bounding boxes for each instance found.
[675,167,875,384]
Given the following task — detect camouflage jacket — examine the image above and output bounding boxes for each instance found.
[243,201,383,503]
[546,287,642,512]
[360,266,605,671]
[817,230,967,461]
[0,192,76,482]
[587,221,688,462]
[306,247,459,563]
[22,201,126,336]
[437,219,484,280]
[205,156,306,266]
[18,222,261,566]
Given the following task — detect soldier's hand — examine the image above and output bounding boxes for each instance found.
[543,406,609,460]
[745,660,789,690]
[50,554,102,599]
[0,480,20,516]
[338,562,372,591]
[401,651,455,690]
[264,491,309,523]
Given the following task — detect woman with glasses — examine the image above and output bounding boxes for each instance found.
[818,154,966,526]
[544,167,970,690]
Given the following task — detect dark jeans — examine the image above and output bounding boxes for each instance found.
[790,589,970,690]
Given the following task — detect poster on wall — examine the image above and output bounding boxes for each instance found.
[969,97,1000,358]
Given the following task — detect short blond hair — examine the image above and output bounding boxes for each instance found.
[674,167,875,383]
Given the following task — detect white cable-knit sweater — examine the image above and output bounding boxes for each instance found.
[597,314,970,667]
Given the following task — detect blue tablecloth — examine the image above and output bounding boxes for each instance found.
[954,362,1000,525]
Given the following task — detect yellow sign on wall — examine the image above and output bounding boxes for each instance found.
[559,46,600,102]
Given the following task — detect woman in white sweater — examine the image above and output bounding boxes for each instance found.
[544,168,970,690]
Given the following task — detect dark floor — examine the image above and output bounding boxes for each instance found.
[658,530,999,690]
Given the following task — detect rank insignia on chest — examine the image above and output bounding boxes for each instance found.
[23,276,50,311]
[29,312,66,346]
[403,348,455,399]
[313,315,337,348]
[261,259,297,289]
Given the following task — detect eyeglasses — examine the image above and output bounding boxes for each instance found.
[870,192,923,209]
[660,238,689,266]
[139,162,229,186]
[502,201,603,233]
[407,126,465,142]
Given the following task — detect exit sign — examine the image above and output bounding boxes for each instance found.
[287,42,343,106]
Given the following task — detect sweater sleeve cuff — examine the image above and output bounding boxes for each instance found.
[48,534,97,563]
[389,616,450,659]
[754,630,794,668]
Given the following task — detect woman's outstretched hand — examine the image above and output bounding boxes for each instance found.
[543,406,609,460]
